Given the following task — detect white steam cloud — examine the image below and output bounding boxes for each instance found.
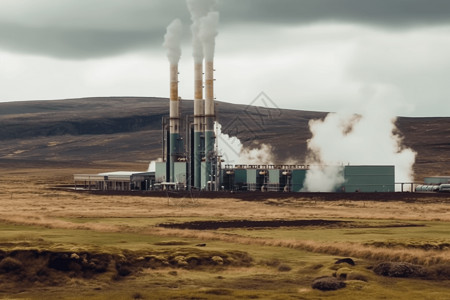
[304,165,345,192]
[216,123,274,165]
[198,11,219,62]
[163,19,183,64]
[147,158,163,172]
[186,0,217,63]
[303,85,417,192]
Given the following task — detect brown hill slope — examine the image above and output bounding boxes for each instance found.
[0,97,448,180]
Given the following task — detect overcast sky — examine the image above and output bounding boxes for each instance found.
[1,0,449,117]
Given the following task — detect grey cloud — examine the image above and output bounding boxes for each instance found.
[1,0,450,59]
[0,22,165,59]
[219,0,450,27]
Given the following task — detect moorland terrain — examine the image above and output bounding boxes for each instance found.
[0,97,449,299]
[0,97,449,179]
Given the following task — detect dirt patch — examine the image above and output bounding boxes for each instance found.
[78,190,450,203]
[157,219,423,230]
[158,219,347,230]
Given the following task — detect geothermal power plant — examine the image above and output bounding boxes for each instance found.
[73,8,399,194]
[74,2,449,193]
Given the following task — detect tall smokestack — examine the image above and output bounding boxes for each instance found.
[186,0,217,189]
[204,60,215,183]
[169,63,181,182]
[199,11,219,190]
[193,62,203,188]
[163,19,183,183]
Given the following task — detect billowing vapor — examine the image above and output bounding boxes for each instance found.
[186,0,217,63]
[147,158,163,172]
[163,19,183,64]
[303,165,345,192]
[216,123,274,165]
[198,11,219,62]
[303,86,417,192]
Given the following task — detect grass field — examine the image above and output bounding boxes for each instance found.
[0,165,449,299]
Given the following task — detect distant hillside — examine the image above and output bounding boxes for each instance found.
[0,97,449,180]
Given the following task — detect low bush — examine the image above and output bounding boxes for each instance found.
[373,262,425,278]
[0,257,23,273]
[311,276,346,291]
[278,264,292,272]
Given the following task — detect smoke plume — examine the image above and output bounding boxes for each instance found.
[216,123,274,165]
[186,0,217,63]
[303,86,417,192]
[163,19,183,64]
[198,11,219,62]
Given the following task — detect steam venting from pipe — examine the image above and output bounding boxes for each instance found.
[216,123,274,165]
[163,19,183,64]
[303,86,417,192]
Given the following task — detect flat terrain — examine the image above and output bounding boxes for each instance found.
[0,163,449,299]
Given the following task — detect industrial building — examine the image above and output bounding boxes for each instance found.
[74,165,396,193]
[74,171,155,191]
[73,12,399,194]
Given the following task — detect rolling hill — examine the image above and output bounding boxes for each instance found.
[0,97,448,181]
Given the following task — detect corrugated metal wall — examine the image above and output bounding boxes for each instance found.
[343,165,395,192]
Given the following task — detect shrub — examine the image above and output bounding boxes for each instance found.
[312,276,346,291]
[335,258,355,266]
[0,257,23,273]
[116,263,132,277]
[48,253,72,271]
[373,262,425,278]
[278,264,292,272]
[427,264,450,279]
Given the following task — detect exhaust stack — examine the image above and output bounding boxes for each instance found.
[163,19,183,183]
[169,64,181,182]
[193,62,204,188]
[204,60,215,189]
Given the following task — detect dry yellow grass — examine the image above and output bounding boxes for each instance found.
[1,167,449,222]
[1,165,450,299]
[1,165,449,267]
